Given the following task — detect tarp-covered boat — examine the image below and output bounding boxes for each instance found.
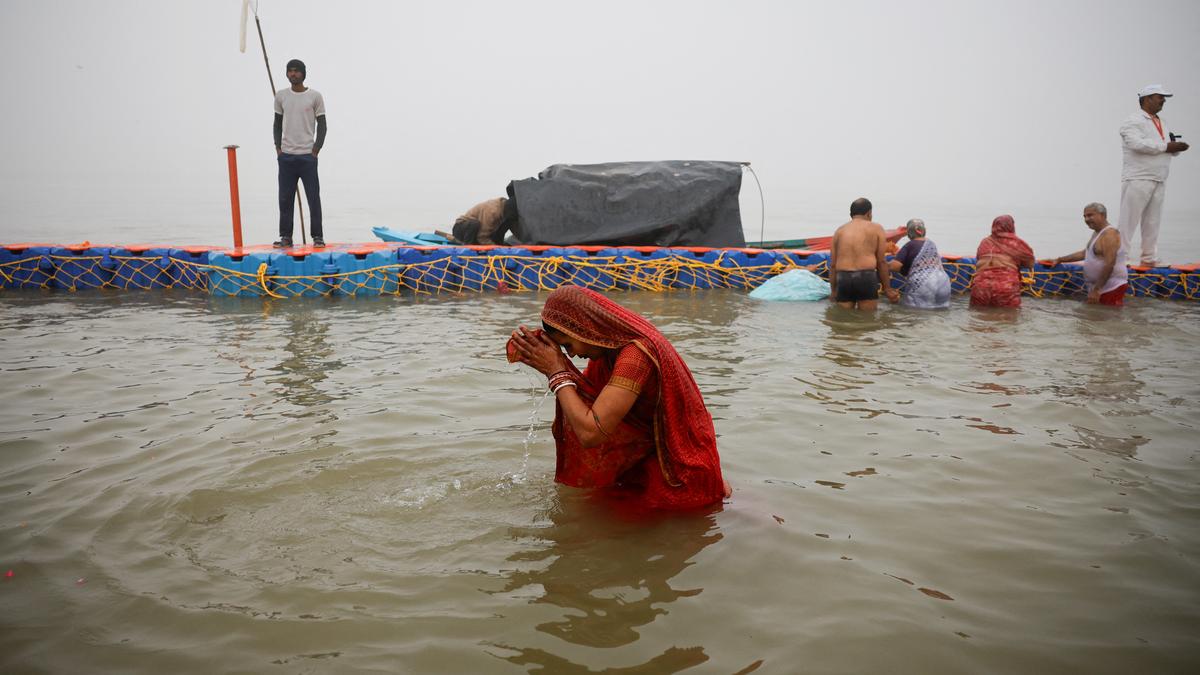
[504,160,746,248]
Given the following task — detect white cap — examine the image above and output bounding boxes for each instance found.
[1138,84,1173,98]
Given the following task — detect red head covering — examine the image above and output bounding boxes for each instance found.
[991,214,1015,235]
[541,286,725,509]
[977,214,1034,266]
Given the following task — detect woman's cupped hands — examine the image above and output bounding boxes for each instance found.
[507,326,571,376]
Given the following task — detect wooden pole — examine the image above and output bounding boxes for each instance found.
[255,14,275,95]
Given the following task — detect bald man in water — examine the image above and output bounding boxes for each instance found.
[829,197,899,310]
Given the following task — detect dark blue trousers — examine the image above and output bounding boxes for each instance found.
[278,153,323,239]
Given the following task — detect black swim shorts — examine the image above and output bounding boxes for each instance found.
[835,269,880,302]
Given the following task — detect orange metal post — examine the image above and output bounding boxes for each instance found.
[224,145,244,249]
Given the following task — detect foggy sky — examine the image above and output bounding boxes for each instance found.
[2,0,1198,256]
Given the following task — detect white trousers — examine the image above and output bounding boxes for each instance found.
[1118,179,1166,264]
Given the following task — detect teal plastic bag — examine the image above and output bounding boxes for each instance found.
[748,269,830,301]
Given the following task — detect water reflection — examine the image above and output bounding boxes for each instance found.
[795,306,907,421]
[491,491,722,672]
[1068,424,1149,459]
[1069,352,1143,406]
[819,303,899,335]
[211,305,262,393]
[207,298,346,425]
[1039,306,1150,458]
[964,305,1021,330]
[1063,309,1145,406]
[625,289,748,333]
[269,304,344,415]
[816,304,898,369]
[621,290,753,419]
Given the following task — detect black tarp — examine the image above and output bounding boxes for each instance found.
[504,160,745,247]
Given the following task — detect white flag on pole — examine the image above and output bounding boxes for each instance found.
[239,0,251,53]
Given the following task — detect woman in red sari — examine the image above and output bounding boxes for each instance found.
[970,214,1036,307]
[507,286,730,510]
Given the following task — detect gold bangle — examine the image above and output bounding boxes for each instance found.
[587,407,611,438]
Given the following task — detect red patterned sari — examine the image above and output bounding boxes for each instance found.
[971,215,1035,308]
[541,286,726,510]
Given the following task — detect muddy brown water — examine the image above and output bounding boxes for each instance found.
[1,289,1198,673]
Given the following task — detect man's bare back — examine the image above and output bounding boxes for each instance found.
[829,199,898,309]
[832,217,888,272]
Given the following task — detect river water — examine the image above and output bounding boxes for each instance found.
[1,289,1198,673]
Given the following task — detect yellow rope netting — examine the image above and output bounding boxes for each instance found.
[0,253,207,291]
[2,253,1198,301]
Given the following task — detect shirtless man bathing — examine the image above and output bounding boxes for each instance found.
[829,197,899,310]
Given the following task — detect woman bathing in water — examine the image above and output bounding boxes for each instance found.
[971,215,1036,307]
[508,286,731,510]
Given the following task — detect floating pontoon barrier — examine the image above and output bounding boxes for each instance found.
[2,243,1197,301]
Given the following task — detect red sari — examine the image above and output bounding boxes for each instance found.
[541,286,726,510]
[971,215,1035,307]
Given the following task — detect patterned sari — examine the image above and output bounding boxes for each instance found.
[970,215,1035,308]
[901,239,952,309]
[540,286,726,510]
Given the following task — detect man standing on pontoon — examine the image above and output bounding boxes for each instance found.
[1118,84,1188,266]
[274,58,327,248]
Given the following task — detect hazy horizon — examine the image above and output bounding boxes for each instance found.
[2,0,1198,259]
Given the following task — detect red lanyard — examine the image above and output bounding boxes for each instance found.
[1151,116,1164,140]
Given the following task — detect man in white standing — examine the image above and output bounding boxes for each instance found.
[274,58,327,248]
[1118,84,1188,266]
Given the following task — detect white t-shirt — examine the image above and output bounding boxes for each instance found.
[274,87,326,155]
